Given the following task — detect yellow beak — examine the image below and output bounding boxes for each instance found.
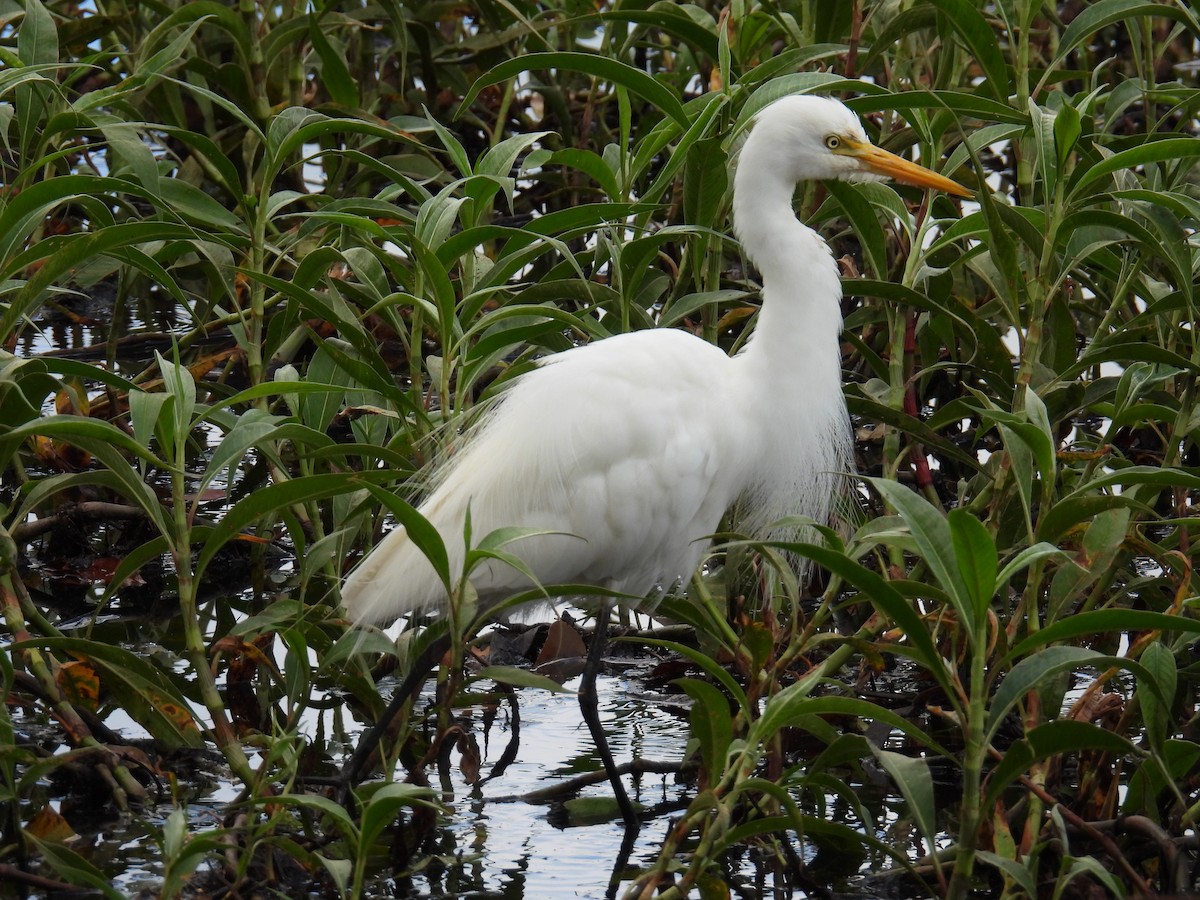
[843,139,973,198]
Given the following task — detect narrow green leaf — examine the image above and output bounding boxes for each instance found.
[155,352,196,455]
[4,416,171,533]
[128,389,171,462]
[641,92,726,202]
[948,508,996,621]
[993,542,1067,593]
[476,666,573,692]
[870,479,974,632]
[1055,1,1200,70]
[680,678,733,778]
[1071,138,1200,197]
[17,0,58,66]
[597,8,720,60]
[200,409,285,493]
[1028,99,1058,196]
[458,52,690,130]
[478,130,553,181]
[871,747,938,859]
[1139,641,1177,751]
[826,182,887,279]
[358,782,440,852]
[309,18,358,107]
[1010,610,1200,659]
[24,837,123,900]
[773,542,952,695]
[1054,100,1081,170]
[682,137,728,230]
[424,106,473,178]
[926,0,1010,101]
[998,423,1035,532]
[11,638,202,748]
[984,720,1137,813]
[986,645,1101,741]
[193,472,392,582]
[96,121,159,190]
[638,639,748,710]
[359,481,451,591]
[976,852,1039,897]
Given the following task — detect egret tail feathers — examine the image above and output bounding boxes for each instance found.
[340,524,448,625]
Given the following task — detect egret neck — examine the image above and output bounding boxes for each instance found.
[729,143,851,544]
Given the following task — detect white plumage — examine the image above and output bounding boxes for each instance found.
[342,95,970,624]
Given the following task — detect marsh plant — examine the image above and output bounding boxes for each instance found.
[1,0,1199,897]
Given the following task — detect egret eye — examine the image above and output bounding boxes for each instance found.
[825,135,841,150]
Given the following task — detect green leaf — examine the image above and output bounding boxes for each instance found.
[976,851,1039,897]
[97,535,171,606]
[994,542,1067,593]
[1011,609,1200,658]
[545,148,622,202]
[200,409,287,493]
[3,416,171,534]
[1071,138,1200,197]
[155,177,245,230]
[869,479,975,634]
[987,650,1176,748]
[597,7,720,60]
[1055,1,1200,69]
[25,836,123,900]
[11,638,202,748]
[948,508,996,621]
[679,677,733,779]
[128,388,171,461]
[1054,100,1081,170]
[476,666,573,692]
[156,351,196,457]
[640,92,726,201]
[458,52,690,130]
[826,181,887,280]
[17,0,58,66]
[682,137,728,230]
[870,746,938,860]
[358,481,451,592]
[638,639,748,711]
[357,782,440,853]
[926,0,1010,101]
[997,423,1034,532]
[760,695,949,757]
[97,120,159,190]
[1028,99,1058,196]
[984,721,1137,814]
[478,130,554,181]
[1138,641,1177,751]
[772,542,953,696]
[309,18,358,107]
[193,472,391,582]
[424,106,473,178]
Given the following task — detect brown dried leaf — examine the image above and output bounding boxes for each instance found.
[536,617,586,667]
[80,557,121,584]
[458,731,481,785]
[714,305,756,333]
[27,805,77,843]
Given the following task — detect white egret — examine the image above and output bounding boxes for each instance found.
[341,95,970,820]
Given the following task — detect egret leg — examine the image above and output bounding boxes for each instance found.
[338,633,450,805]
[579,603,639,828]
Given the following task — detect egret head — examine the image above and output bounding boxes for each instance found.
[747,95,972,197]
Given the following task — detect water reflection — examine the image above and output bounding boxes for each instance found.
[363,673,688,899]
[17,287,183,362]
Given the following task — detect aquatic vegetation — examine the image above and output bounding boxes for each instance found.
[1,1,1198,896]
